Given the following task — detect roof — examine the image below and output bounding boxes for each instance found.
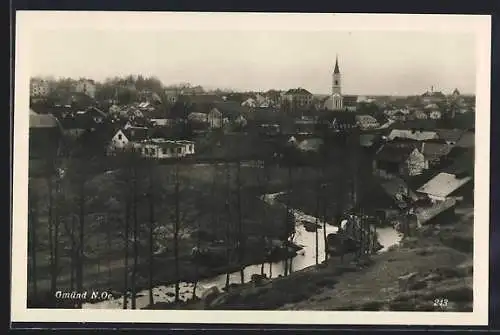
[213,101,249,119]
[181,94,224,105]
[417,172,472,198]
[436,129,465,143]
[355,114,378,124]
[455,131,474,148]
[380,177,419,202]
[375,144,417,163]
[389,119,438,131]
[284,88,313,96]
[334,56,340,74]
[415,198,457,225]
[387,129,438,141]
[29,110,60,128]
[421,142,452,160]
[343,95,358,106]
[122,127,149,142]
[296,138,324,152]
[442,149,474,176]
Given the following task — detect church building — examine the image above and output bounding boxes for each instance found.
[324,56,343,111]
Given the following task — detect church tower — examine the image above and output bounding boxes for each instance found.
[332,55,343,110]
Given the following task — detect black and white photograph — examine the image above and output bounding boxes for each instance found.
[12,12,490,325]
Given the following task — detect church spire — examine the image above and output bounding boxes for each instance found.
[334,55,340,74]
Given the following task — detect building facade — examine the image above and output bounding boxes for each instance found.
[30,78,51,97]
[75,79,96,98]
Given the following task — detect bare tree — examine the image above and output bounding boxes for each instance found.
[131,156,140,309]
[173,162,181,303]
[147,159,156,307]
[236,160,245,284]
[28,180,39,301]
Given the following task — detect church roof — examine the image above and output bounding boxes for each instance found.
[334,56,340,74]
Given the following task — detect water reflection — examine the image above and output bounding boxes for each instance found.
[83,193,401,309]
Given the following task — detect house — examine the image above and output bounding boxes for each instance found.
[108,126,149,152]
[436,129,465,145]
[29,110,62,160]
[264,89,282,107]
[133,139,195,159]
[318,111,358,133]
[421,90,446,104]
[413,198,457,226]
[391,111,407,122]
[75,79,96,99]
[213,102,249,125]
[429,110,442,120]
[164,88,181,104]
[416,172,473,202]
[150,118,176,127]
[420,141,452,168]
[413,110,428,120]
[282,88,313,108]
[343,95,358,112]
[387,129,438,141]
[373,144,426,178]
[207,108,225,129]
[30,78,51,97]
[241,98,257,108]
[355,114,380,130]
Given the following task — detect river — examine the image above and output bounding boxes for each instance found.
[83,192,402,309]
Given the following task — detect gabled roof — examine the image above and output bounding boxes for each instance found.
[213,101,249,119]
[417,172,472,198]
[334,56,340,74]
[29,110,60,128]
[415,198,457,225]
[436,128,465,143]
[343,95,358,106]
[355,114,378,124]
[387,129,438,141]
[389,119,438,131]
[121,127,149,142]
[375,144,417,163]
[284,88,313,95]
[421,142,452,160]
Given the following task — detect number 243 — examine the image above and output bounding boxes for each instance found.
[433,298,449,308]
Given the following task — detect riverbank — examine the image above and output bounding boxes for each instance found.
[168,206,473,311]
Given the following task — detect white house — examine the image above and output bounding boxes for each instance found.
[133,139,195,159]
[387,129,438,141]
[108,127,149,152]
[429,110,442,120]
[355,115,380,130]
[416,172,472,202]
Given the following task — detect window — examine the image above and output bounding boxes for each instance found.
[151,148,156,155]
[118,134,122,140]
[335,80,338,85]
[162,148,167,155]
[177,147,182,154]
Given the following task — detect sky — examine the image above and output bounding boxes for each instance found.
[28,28,476,96]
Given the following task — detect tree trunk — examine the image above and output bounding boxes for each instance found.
[131,165,139,309]
[29,189,38,300]
[123,196,131,309]
[76,177,85,309]
[236,160,244,284]
[174,165,180,303]
[53,180,60,301]
[70,214,75,291]
[47,177,56,304]
[224,163,232,290]
[148,175,155,307]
